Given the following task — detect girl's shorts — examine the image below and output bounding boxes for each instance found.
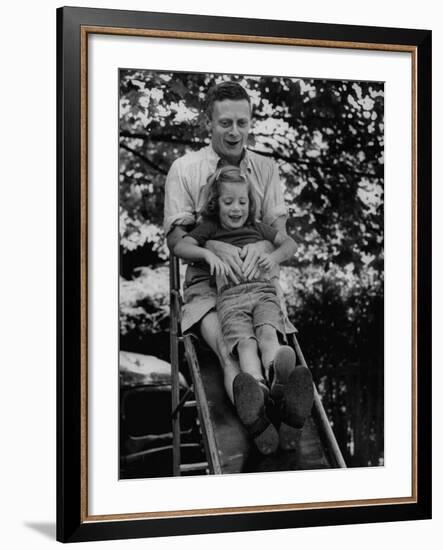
[216,281,286,355]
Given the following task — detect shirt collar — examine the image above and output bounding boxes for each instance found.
[206,144,252,174]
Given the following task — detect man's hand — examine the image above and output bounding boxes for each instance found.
[257,253,277,272]
[205,240,242,283]
[204,250,229,278]
[241,241,275,280]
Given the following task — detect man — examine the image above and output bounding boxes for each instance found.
[164,81,293,400]
[164,80,314,454]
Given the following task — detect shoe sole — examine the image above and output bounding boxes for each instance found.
[279,422,302,451]
[233,373,279,456]
[279,366,314,451]
[269,346,296,400]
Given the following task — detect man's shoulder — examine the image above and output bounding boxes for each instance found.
[171,146,209,170]
[246,149,277,170]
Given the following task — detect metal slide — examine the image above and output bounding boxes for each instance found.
[170,255,346,476]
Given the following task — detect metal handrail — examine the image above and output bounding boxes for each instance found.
[291,334,347,468]
[169,254,182,476]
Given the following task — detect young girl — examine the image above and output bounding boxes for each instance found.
[174,166,313,455]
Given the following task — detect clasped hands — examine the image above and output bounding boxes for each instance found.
[204,240,276,282]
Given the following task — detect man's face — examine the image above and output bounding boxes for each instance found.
[208,99,251,164]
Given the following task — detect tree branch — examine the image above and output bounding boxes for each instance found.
[120,133,382,179]
[120,131,200,147]
[249,148,383,179]
[120,143,168,175]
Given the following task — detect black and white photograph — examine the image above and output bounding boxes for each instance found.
[118,70,384,480]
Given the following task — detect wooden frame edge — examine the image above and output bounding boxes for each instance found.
[83,496,417,523]
[80,24,89,524]
[82,24,417,53]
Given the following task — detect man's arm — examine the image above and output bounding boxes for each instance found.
[257,231,296,271]
[241,156,288,277]
[241,214,288,279]
[163,159,196,240]
[262,159,287,228]
[173,235,227,278]
[167,219,242,282]
[271,214,288,235]
[166,225,188,252]
[168,224,241,282]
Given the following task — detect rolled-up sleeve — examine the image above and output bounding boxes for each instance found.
[262,161,287,226]
[164,159,196,236]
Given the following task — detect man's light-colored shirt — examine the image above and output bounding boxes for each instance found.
[164,145,287,236]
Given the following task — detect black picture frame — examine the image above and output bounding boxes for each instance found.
[57,6,432,543]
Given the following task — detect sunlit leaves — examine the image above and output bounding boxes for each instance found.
[119,70,384,278]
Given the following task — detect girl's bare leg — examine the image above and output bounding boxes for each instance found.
[255,324,281,381]
[200,311,240,403]
[236,338,264,381]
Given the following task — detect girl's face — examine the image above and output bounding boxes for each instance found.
[218,181,249,230]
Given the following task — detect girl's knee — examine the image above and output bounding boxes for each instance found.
[237,337,258,354]
[256,324,278,346]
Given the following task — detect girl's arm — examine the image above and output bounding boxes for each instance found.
[174,235,207,262]
[173,237,227,278]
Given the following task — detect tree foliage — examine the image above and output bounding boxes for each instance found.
[119,70,384,274]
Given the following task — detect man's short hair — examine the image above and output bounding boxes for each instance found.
[205,81,251,119]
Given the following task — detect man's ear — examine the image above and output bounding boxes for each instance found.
[205,114,212,133]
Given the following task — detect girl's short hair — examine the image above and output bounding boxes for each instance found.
[200,165,257,224]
